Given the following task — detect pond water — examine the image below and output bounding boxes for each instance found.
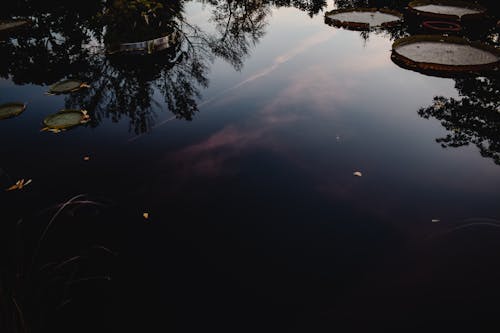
[1,0,499,331]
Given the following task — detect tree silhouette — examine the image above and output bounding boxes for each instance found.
[0,0,279,133]
[272,0,327,17]
[418,75,500,165]
[0,1,103,85]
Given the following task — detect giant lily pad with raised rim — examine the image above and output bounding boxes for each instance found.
[0,103,26,120]
[107,31,180,55]
[325,8,403,31]
[43,109,90,131]
[407,0,487,21]
[47,79,89,95]
[391,35,500,77]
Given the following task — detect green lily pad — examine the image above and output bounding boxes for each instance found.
[0,102,26,120]
[43,109,90,130]
[48,79,89,94]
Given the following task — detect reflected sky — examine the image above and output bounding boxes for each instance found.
[1,0,500,330]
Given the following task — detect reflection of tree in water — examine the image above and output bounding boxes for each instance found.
[418,75,500,165]
[74,0,273,132]
[64,37,209,134]
[0,1,103,85]
[101,0,180,45]
[208,0,270,70]
[272,0,326,17]
[1,0,337,133]
[0,0,266,133]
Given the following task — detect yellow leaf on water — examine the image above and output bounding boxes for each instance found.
[353,171,362,177]
[6,184,19,191]
[143,212,149,219]
[5,178,31,191]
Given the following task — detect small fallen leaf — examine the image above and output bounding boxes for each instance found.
[41,126,63,133]
[83,156,90,161]
[353,171,362,177]
[143,212,149,219]
[80,110,90,123]
[431,219,440,223]
[6,178,32,191]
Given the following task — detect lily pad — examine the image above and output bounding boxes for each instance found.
[408,0,487,21]
[0,102,26,120]
[43,109,90,130]
[391,35,500,77]
[107,31,180,55]
[325,8,402,30]
[48,79,89,94]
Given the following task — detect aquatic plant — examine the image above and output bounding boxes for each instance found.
[0,195,113,333]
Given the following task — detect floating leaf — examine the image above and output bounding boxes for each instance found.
[41,127,64,133]
[325,8,402,30]
[83,156,90,161]
[431,219,440,223]
[392,35,500,77]
[43,109,90,131]
[408,0,487,20]
[6,178,32,191]
[0,102,26,120]
[47,79,89,95]
[143,212,149,219]
[353,171,363,177]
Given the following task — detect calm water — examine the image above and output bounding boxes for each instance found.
[1,0,500,330]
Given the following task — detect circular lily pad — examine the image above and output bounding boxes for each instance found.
[391,35,500,76]
[107,31,180,55]
[43,110,89,130]
[0,19,29,33]
[325,8,403,30]
[408,0,487,21]
[48,80,88,94]
[0,102,26,120]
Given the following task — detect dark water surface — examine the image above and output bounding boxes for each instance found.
[1,0,500,330]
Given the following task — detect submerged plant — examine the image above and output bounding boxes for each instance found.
[0,195,113,333]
